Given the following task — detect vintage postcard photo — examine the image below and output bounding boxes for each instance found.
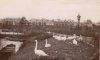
[0,0,99,60]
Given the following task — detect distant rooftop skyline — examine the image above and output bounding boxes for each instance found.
[0,0,100,22]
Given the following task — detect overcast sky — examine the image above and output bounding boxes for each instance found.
[0,0,100,22]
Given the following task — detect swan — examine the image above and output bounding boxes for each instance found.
[34,40,49,56]
[53,33,57,38]
[78,35,83,41]
[46,31,51,34]
[53,33,67,41]
[55,35,66,41]
[45,39,51,48]
[67,34,77,40]
[73,39,77,45]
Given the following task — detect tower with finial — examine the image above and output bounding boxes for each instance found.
[77,13,81,29]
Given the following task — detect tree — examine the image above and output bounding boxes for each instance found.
[19,17,29,33]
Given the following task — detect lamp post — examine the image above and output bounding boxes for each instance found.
[77,14,81,30]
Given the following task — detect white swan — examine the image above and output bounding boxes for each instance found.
[53,34,66,41]
[46,31,51,34]
[67,34,77,40]
[73,39,77,45]
[34,40,49,56]
[53,33,57,38]
[56,36,66,41]
[78,35,83,41]
[45,39,51,48]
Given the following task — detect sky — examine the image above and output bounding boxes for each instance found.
[0,0,100,22]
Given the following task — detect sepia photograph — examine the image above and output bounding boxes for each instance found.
[0,0,100,60]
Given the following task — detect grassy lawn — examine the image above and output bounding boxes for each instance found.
[8,36,96,60]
